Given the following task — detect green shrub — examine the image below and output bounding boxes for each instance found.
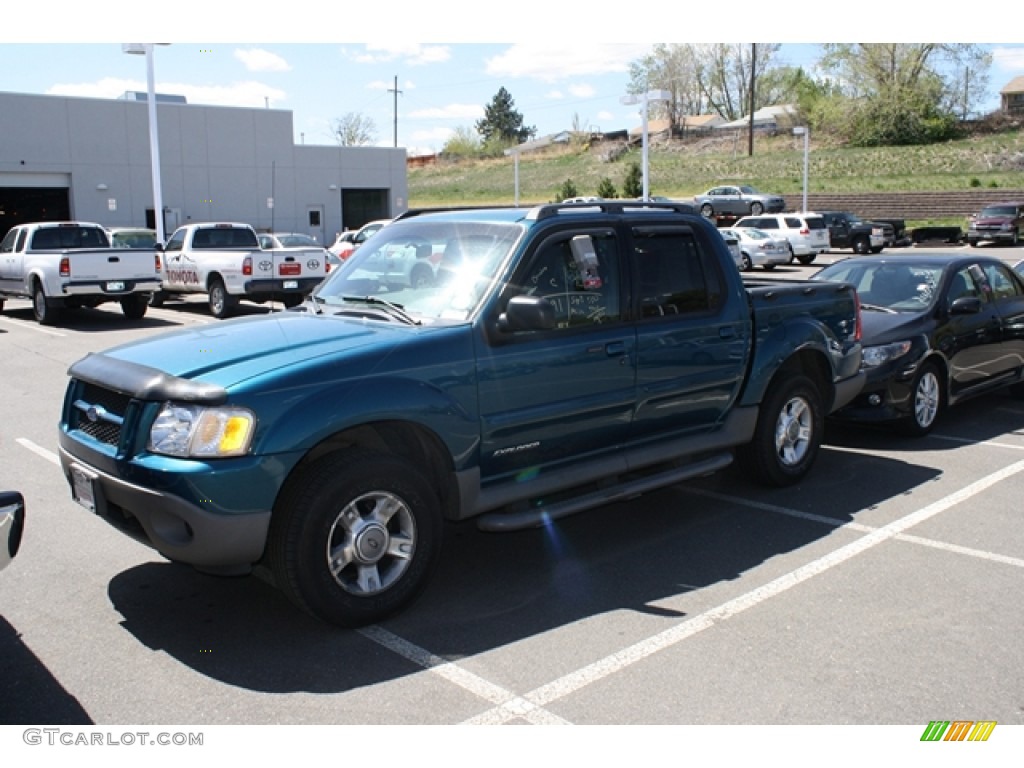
[969,177,981,187]
[556,179,579,201]
[597,177,618,199]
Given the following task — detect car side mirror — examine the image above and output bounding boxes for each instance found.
[949,296,982,315]
[498,295,557,332]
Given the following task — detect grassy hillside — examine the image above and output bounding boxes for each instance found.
[408,129,1024,210]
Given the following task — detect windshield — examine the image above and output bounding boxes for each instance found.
[313,218,523,323]
[979,205,1017,217]
[814,261,945,312]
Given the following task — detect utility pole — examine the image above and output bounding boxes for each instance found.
[748,43,756,157]
[388,75,402,148]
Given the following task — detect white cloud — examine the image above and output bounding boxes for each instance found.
[234,48,291,73]
[46,78,287,109]
[568,83,595,99]
[352,44,451,66]
[992,46,1024,72]
[485,43,650,82]
[545,89,564,100]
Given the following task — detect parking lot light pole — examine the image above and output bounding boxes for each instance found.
[123,43,168,245]
[621,89,671,201]
[793,125,809,212]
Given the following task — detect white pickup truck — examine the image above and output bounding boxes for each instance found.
[154,222,328,318]
[0,221,162,325]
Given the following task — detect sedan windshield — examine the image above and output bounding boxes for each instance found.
[814,261,946,312]
[314,218,523,323]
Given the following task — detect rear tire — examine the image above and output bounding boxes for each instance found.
[281,294,304,309]
[32,282,63,326]
[208,277,238,319]
[763,264,777,271]
[120,294,149,320]
[267,452,443,627]
[739,374,823,486]
[149,290,167,307]
[740,253,752,272]
[796,253,816,265]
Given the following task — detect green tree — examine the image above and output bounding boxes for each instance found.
[476,87,536,146]
[441,125,482,159]
[622,163,642,198]
[817,44,990,145]
[597,177,618,199]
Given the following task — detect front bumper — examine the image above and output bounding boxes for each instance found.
[58,434,274,568]
[829,355,924,425]
[968,229,1015,243]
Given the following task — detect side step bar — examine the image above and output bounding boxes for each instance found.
[476,452,733,532]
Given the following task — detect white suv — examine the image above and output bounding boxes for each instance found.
[733,213,830,265]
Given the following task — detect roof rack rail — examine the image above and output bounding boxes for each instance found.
[528,200,697,220]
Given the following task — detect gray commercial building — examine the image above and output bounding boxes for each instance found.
[0,90,408,244]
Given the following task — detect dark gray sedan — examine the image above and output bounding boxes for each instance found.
[693,185,786,218]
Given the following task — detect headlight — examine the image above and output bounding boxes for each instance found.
[861,341,912,368]
[148,403,255,458]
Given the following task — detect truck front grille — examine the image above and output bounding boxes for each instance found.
[70,383,132,447]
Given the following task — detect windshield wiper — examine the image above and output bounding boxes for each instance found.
[859,302,898,314]
[339,295,420,325]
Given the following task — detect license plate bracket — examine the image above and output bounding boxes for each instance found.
[70,464,98,512]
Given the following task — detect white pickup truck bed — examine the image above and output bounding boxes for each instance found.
[0,221,162,324]
[155,222,328,317]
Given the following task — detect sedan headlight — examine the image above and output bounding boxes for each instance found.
[861,341,913,368]
[148,403,255,458]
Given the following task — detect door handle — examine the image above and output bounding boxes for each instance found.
[605,341,627,357]
[718,326,737,340]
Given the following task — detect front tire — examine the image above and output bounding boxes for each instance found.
[739,374,823,486]
[853,236,871,255]
[897,361,942,437]
[700,203,714,218]
[267,453,443,627]
[208,277,238,319]
[750,201,764,215]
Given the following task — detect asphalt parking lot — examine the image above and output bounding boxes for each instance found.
[1,244,1022,756]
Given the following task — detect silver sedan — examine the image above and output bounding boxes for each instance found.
[694,185,786,218]
[720,227,791,271]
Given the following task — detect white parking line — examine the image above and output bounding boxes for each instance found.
[463,458,1024,724]
[16,438,60,466]
[0,316,66,336]
[358,626,571,725]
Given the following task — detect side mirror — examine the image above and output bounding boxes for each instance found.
[497,295,557,332]
[949,296,982,315]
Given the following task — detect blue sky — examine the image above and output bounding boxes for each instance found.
[5,4,1024,156]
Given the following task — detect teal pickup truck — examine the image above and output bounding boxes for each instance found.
[58,202,863,627]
